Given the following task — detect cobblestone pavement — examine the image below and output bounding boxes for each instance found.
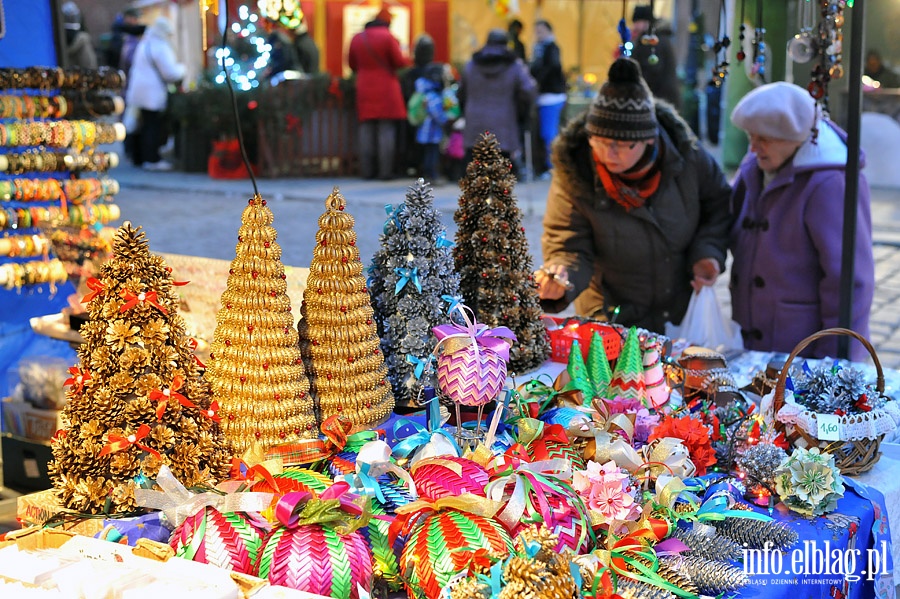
[110,157,900,369]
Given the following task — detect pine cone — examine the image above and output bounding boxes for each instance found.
[450,577,491,599]
[659,556,749,594]
[112,221,151,264]
[713,516,799,550]
[616,579,678,599]
[628,557,697,596]
[515,524,560,562]
[671,525,743,561]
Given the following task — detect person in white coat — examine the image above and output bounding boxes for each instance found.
[125,16,185,171]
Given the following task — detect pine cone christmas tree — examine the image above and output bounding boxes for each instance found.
[671,524,744,561]
[369,179,461,409]
[713,515,799,550]
[453,132,550,373]
[49,222,230,514]
[659,556,749,594]
[205,195,317,454]
[299,188,394,431]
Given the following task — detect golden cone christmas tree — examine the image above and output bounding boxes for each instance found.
[299,188,394,431]
[205,195,317,454]
[49,222,230,514]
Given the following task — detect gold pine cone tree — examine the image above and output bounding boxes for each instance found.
[298,188,394,431]
[49,222,230,514]
[206,195,317,454]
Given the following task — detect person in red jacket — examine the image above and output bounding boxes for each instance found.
[348,7,410,180]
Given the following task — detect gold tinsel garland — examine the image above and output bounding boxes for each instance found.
[298,188,394,432]
[206,195,317,453]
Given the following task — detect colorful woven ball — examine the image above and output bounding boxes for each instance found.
[437,344,507,407]
[410,457,490,500]
[256,522,373,599]
[527,425,586,471]
[399,509,513,599]
[170,506,266,575]
[489,472,594,554]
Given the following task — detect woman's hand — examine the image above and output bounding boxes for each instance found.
[535,264,571,300]
[691,257,720,291]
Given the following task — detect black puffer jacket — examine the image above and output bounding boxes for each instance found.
[540,102,731,332]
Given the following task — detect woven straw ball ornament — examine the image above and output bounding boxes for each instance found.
[392,500,514,599]
[170,506,267,575]
[410,456,490,501]
[255,487,374,599]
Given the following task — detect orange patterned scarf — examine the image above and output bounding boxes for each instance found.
[593,141,662,211]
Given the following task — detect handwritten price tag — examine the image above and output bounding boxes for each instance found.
[817,414,842,441]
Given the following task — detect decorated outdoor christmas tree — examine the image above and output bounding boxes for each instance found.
[299,188,394,431]
[49,223,230,514]
[369,179,461,409]
[453,132,550,373]
[205,195,317,455]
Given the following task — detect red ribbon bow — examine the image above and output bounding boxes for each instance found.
[202,400,221,423]
[63,366,91,392]
[187,338,206,369]
[230,458,282,493]
[99,424,161,460]
[286,114,303,135]
[119,289,168,314]
[149,375,196,420]
[81,277,105,303]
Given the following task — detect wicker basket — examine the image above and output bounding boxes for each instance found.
[772,328,884,476]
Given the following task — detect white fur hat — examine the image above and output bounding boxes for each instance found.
[731,82,817,143]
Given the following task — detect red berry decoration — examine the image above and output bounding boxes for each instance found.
[274,393,281,400]
[255,431,261,439]
[264,241,270,248]
[240,375,247,383]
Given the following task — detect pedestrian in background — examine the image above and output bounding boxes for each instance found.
[125,16,185,171]
[530,20,566,178]
[61,1,98,69]
[508,19,526,62]
[729,82,874,360]
[413,64,450,182]
[459,29,536,172]
[401,33,437,177]
[348,7,410,180]
[537,58,730,333]
[103,8,145,72]
[630,5,680,109]
[292,17,320,75]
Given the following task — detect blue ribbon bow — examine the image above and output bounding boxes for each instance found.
[441,294,463,315]
[436,231,455,249]
[406,354,433,379]
[384,204,403,234]
[394,267,422,294]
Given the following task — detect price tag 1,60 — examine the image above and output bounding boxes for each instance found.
[817,414,842,441]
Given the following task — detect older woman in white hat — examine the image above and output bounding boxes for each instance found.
[728,81,874,360]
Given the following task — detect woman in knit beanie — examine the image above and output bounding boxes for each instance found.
[536,57,731,333]
[728,81,874,360]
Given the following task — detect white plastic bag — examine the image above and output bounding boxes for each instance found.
[665,286,744,352]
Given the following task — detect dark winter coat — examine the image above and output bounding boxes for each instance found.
[459,43,536,155]
[530,39,566,95]
[294,32,320,74]
[348,20,409,121]
[729,119,874,361]
[631,24,680,108]
[541,103,731,333]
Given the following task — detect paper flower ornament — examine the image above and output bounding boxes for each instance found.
[774,447,844,516]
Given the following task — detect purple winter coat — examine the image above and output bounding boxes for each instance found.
[729,119,874,361]
[459,43,536,155]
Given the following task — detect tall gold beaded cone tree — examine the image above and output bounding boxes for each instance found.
[205,195,317,455]
[49,222,230,514]
[454,132,551,373]
[298,187,394,432]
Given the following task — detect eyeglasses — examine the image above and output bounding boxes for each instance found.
[590,137,642,153]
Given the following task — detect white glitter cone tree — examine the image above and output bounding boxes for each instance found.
[205,195,317,455]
